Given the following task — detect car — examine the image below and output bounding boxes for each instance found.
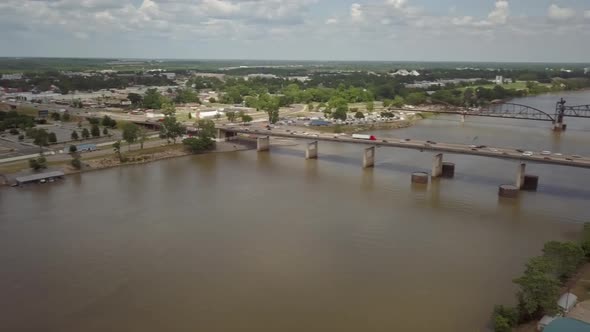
[544,157,551,160]
[399,139,406,143]
[426,140,437,144]
[516,149,524,153]
[566,157,574,161]
[572,155,582,159]
[471,148,478,151]
[476,145,486,149]
[404,138,411,141]
[469,144,477,148]
[382,140,389,143]
[553,153,563,156]
[522,151,534,157]
[541,151,551,155]
[490,148,499,152]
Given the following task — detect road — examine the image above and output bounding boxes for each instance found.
[222,127,590,169]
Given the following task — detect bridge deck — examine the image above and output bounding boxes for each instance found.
[222,129,590,169]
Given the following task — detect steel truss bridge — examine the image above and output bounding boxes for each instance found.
[401,98,590,124]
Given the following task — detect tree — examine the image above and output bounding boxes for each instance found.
[69,145,77,154]
[127,93,143,106]
[390,96,405,108]
[71,130,79,140]
[183,137,214,153]
[81,128,90,139]
[332,106,348,121]
[159,116,185,144]
[513,256,561,317]
[241,114,253,123]
[196,119,216,139]
[209,97,216,103]
[138,126,148,149]
[71,156,82,170]
[101,115,117,128]
[48,132,57,144]
[143,88,164,109]
[90,124,100,138]
[542,241,584,281]
[366,101,374,112]
[87,117,100,125]
[354,111,365,119]
[122,122,140,151]
[405,92,427,105]
[50,112,61,121]
[112,140,123,162]
[162,100,176,116]
[174,88,200,104]
[62,112,71,122]
[28,156,47,171]
[103,127,109,136]
[226,111,237,123]
[32,129,49,152]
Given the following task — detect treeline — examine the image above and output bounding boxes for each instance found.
[492,223,590,332]
[0,73,175,94]
[0,110,35,131]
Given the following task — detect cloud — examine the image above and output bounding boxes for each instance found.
[488,0,509,24]
[585,10,590,19]
[350,3,363,22]
[325,18,338,25]
[548,4,575,20]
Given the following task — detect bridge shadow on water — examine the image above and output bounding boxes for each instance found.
[267,146,590,201]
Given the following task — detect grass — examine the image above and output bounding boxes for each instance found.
[456,81,551,92]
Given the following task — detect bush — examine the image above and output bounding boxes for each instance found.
[9,128,19,135]
[48,132,57,144]
[493,315,512,332]
[28,156,47,171]
[493,305,518,327]
[183,137,215,153]
[69,145,77,153]
[18,134,24,141]
[582,223,590,259]
[71,157,82,169]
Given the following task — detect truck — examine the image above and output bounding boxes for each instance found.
[352,134,377,141]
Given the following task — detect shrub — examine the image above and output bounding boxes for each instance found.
[9,128,19,135]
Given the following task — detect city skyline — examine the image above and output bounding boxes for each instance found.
[1,0,590,62]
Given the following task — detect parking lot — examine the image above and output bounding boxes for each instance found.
[0,137,43,158]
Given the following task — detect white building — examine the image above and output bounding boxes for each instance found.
[162,73,176,80]
[1,73,23,80]
[390,69,420,77]
[584,68,589,75]
[495,76,504,85]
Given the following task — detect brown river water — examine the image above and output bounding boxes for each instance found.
[1,91,590,331]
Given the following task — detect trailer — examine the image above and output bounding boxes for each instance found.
[352,134,377,141]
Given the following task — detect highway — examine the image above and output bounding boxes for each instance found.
[222,127,590,169]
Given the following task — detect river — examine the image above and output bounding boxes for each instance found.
[1,91,590,332]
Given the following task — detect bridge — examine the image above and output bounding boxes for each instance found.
[400,98,590,131]
[218,127,590,198]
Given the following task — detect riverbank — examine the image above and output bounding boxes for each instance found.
[0,139,256,186]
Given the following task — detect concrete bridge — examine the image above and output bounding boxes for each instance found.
[218,127,590,198]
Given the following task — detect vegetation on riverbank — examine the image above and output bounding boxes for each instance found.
[492,223,590,332]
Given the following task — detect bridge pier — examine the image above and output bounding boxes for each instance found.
[363,147,375,168]
[257,136,270,152]
[460,114,466,123]
[432,154,443,178]
[515,163,526,189]
[306,141,318,159]
[553,122,567,131]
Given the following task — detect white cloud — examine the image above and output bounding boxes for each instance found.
[548,4,575,20]
[584,10,590,19]
[350,3,363,22]
[386,0,407,9]
[325,18,338,25]
[488,0,509,24]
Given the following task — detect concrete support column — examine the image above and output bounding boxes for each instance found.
[363,146,375,168]
[216,128,225,141]
[257,136,270,152]
[460,114,466,123]
[432,153,443,178]
[306,141,318,160]
[515,163,526,189]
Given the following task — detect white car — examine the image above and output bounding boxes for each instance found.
[553,153,563,156]
[490,148,499,153]
[522,151,534,157]
[541,151,551,155]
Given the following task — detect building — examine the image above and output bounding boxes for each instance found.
[495,76,504,85]
[584,68,589,75]
[162,73,176,80]
[15,171,65,185]
[538,293,578,330]
[1,73,23,80]
[390,69,420,77]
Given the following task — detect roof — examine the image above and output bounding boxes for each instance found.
[558,293,578,311]
[16,171,65,183]
[568,300,590,324]
[544,318,590,332]
[539,315,558,326]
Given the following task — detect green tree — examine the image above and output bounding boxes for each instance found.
[90,124,100,138]
[50,112,61,121]
[112,140,123,162]
[332,107,348,121]
[101,115,117,128]
[122,122,140,151]
[196,119,216,139]
[183,137,214,153]
[354,111,365,119]
[71,156,82,170]
[102,127,109,136]
[542,241,585,281]
[241,114,253,123]
[405,92,427,105]
[127,93,143,106]
[62,112,71,122]
[513,256,560,317]
[81,128,90,139]
[143,88,164,109]
[390,96,405,107]
[162,99,176,116]
[366,101,374,112]
[159,116,185,144]
[174,88,200,104]
[226,111,237,123]
[382,99,392,107]
[69,145,77,154]
[32,129,49,152]
[87,117,100,125]
[28,156,47,171]
[209,97,216,103]
[48,132,57,144]
[138,126,148,149]
[71,130,79,140]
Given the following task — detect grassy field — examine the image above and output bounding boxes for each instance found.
[456,81,552,92]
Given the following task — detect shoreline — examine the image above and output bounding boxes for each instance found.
[0,140,257,187]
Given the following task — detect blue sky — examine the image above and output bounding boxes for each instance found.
[1,0,589,62]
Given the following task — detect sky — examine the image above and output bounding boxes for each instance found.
[1,0,590,62]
